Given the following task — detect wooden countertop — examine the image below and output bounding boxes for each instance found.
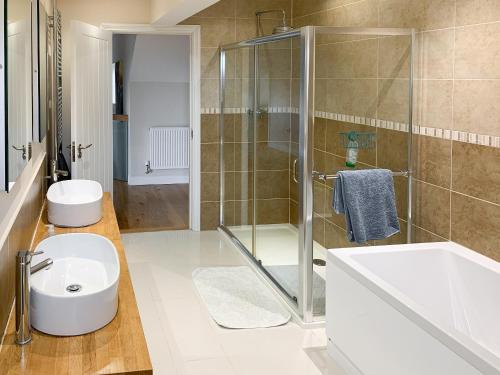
[0,193,153,375]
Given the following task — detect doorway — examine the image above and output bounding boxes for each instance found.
[111,32,192,232]
[70,23,201,232]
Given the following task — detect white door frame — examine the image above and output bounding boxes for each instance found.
[101,23,201,231]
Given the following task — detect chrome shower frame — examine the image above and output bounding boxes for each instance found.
[219,26,416,324]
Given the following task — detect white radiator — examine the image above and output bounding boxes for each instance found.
[149,127,190,170]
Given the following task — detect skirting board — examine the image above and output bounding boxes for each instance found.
[128,175,189,185]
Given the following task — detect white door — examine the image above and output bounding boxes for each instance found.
[71,21,112,193]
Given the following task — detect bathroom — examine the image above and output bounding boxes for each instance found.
[0,0,499,374]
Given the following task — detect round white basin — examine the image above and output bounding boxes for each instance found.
[31,233,120,336]
[47,179,103,227]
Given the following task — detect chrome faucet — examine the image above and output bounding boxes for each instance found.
[15,251,53,345]
[49,159,68,183]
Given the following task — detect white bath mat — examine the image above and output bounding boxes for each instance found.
[192,266,291,329]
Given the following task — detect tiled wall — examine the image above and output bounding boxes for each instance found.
[0,161,46,338]
[293,0,500,260]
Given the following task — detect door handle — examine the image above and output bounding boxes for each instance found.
[12,145,26,160]
[77,143,92,159]
[292,158,299,183]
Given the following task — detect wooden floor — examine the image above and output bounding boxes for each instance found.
[113,180,189,233]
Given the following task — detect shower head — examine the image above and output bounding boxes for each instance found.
[272,24,294,34]
[255,9,294,36]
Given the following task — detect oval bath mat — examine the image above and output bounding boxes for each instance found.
[192,266,291,329]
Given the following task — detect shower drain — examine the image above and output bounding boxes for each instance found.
[312,258,326,266]
[66,284,82,293]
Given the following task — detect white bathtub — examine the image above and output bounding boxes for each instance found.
[326,242,500,375]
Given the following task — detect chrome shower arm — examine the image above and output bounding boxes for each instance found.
[255,9,287,25]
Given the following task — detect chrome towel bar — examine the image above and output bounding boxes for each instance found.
[313,170,409,181]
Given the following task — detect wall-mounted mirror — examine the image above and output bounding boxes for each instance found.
[1,0,34,191]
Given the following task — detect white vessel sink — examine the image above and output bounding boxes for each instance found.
[47,179,103,227]
[31,233,120,336]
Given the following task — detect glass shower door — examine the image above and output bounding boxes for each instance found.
[254,36,302,303]
[222,45,255,254]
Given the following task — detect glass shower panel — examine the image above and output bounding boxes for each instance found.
[310,29,413,318]
[254,36,301,303]
[224,46,255,252]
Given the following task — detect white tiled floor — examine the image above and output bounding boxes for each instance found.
[122,230,345,375]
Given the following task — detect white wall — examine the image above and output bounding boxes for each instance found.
[125,34,190,184]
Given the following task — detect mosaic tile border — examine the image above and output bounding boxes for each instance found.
[201,107,500,148]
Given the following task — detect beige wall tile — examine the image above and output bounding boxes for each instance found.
[313,181,327,216]
[378,35,411,79]
[258,78,292,107]
[378,0,454,30]
[377,78,410,123]
[419,79,453,129]
[412,225,447,243]
[376,128,408,172]
[451,193,500,261]
[453,79,500,136]
[201,172,221,201]
[201,79,219,108]
[201,114,219,143]
[329,0,378,28]
[455,22,500,79]
[201,143,220,172]
[255,142,289,170]
[237,0,291,18]
[234,171,253,200]
[414,135,451,188]
[293,0,325,18]
[326,39,378,79]
[201,201,220,230]
[256,199,289,224]
[258,49,292,79]
[325,220,354,249]
[196,0,235,18]
[314,117,327,151]
[452,142,500,205]
[189,17,235,48]
[313,215,326,247]
[420,0,456,31]
[255,170,290,199]
[234,143,253,171]
[378,0,422,28]
[456,0,500,26]
[327,79,378,117]
[419,30,454,80]
[413,180,451,239]
[234,200,254,226]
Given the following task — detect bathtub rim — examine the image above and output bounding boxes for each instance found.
[327,241,500,375]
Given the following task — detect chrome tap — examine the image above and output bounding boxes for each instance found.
[48,159,68,183]
[15,251,53,345]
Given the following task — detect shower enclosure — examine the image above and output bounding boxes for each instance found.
[218,26,415,323]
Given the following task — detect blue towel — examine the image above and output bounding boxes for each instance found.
[333,169,400,244]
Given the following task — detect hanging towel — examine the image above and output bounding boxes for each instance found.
[333,169,400,244]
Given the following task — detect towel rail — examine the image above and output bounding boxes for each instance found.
[313,170,409,181]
